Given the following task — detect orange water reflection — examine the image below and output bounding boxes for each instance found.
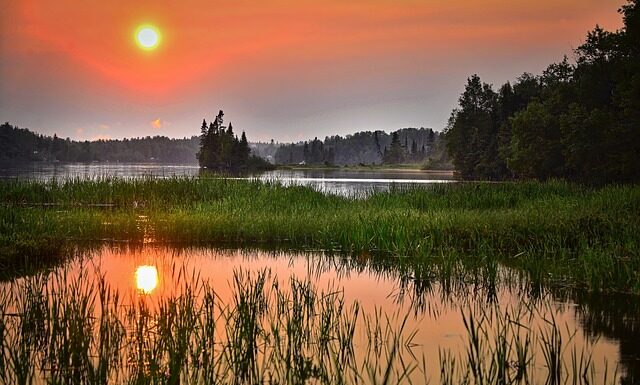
[9,245,638,384]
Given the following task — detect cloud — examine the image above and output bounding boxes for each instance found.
[75,127,85,135]
[150,118,163,129]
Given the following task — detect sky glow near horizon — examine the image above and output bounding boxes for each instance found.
[0,0,625,142]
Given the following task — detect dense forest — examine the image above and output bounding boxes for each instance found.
[250,140,281,164]
[1,122,451,168]
[197,110,272,171]
[0,122,200,164]
[274,127,447,166]
[445,0,640,183]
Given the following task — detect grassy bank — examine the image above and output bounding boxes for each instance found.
[0,178,638,292]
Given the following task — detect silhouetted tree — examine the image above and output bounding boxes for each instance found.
[197,110,271,171]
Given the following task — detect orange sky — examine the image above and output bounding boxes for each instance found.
[0,0,625,141]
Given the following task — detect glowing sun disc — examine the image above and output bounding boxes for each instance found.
[135,25,160,50]
[135,265,158,293]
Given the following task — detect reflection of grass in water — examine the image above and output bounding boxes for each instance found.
[1,178,639,292]
[442,301,619,385]
[0,265,621,385]
[2,267,423,385]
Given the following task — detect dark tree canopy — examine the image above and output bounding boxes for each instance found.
[0,122,200,164]
[445,0,640,183]
[197,110,271,172]
[274,127,444,166]
[383,132,405,164]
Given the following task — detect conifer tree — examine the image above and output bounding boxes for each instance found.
[383,132,405,164]
[197,109,266,171]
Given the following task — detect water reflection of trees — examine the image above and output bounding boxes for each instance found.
[300,249,640,385]
[550,289,640,385]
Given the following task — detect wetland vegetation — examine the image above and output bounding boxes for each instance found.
[1,178,638,293]
[1,246,637,385]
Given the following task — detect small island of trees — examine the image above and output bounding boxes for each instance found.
[197,110,272,172]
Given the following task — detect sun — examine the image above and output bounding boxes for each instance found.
[135,25,161,50]
[135,265,158,294]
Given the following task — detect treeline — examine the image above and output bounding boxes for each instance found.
[274,127,445,166]
[445,0,640,183]
[250,140,280,164]
[198,110,272,171]
[1,122,451,169]
[0,122,200,164]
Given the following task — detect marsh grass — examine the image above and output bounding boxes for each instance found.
[440,301,619,385]
[0,178,638,292]
[0,262,623,385]
[0,266,426,385]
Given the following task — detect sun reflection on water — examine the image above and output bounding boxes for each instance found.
[135,265,158,294]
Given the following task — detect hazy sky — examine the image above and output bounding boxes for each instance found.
[0,0,624,142]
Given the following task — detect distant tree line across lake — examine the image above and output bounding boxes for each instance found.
[0,122,200,164]
[273,127,450,167]
[445,0,640,183]
[1,121,451,169]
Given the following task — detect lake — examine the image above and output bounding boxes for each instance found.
[0,162,455,196]
[1,165,637,384]
[3,245,638,384]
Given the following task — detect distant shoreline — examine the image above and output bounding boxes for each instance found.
[275,163,455,174]
[0,159,455,175]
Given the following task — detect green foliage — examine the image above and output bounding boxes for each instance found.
[445,75,505,180]
[445,0,640,183]
[1,178,638,293]
[508,101,564,179]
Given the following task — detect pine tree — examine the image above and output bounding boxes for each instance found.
[198,119,208,166]
[374,131,383,160]
[383,132,405,164]
[200,119,208,144]
[240,131,250,163]
[198,110,263,171]
[428,129,435,145]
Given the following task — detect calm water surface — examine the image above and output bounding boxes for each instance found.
[0,162,455,196]
[5,246,638,384]
[2,163,637,383]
